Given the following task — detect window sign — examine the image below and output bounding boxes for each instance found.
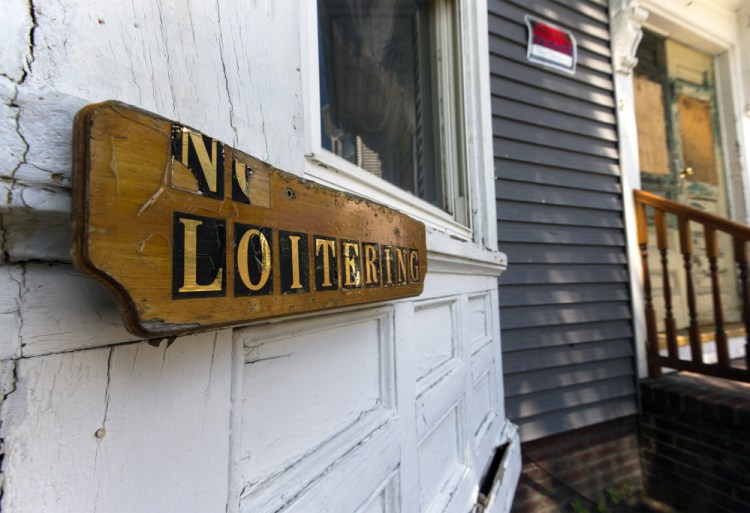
[73,102,427,337]
[525,15,577,74]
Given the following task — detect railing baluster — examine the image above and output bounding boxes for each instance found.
[705,226,730,367]
[655,209,678,359]
[634,189,750,381]
[679,217,702,363]
[636,201,660,378]
[734,238,750,370]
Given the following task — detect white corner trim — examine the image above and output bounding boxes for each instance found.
[609,1,648,379]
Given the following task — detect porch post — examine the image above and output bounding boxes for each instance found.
[610,0,650,379]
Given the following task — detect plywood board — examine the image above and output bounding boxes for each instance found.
[73,102,427,337]
[677,94,717,184]
[634,75,670,176]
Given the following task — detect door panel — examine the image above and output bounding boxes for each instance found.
[635,33,741,331]
[677,93,717,185]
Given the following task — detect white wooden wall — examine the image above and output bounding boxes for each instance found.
[0,1,520,512]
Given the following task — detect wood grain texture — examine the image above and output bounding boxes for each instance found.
[678,94,717,184]
[73,102,427,337]
[634,75,670,175]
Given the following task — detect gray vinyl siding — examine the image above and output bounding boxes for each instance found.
[490,0,638,441]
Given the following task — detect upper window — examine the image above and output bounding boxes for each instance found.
[317,0,466,222]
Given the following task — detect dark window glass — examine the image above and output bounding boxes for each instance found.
[318,0,444,209]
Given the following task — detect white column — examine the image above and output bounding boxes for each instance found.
[610,0,649,379]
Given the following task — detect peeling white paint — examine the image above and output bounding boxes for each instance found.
[10,90,84,189]
[19,264,138,356]
[0,0,33,84]
[0,265,23,358]
[19,0,304,174]
[0,83,27,181]
[1,332,232,513]
[1,347,111,513]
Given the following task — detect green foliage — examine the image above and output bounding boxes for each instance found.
[606,485,627,505]
[571,498,592,513]
[569,484,635,513]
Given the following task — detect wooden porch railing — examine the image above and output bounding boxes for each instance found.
[634,189,750,382]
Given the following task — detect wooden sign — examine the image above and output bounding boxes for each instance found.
[73,102,427,337]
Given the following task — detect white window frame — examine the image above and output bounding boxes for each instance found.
[301,0,499,256]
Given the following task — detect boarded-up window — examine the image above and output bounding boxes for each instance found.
[678,94,717,184]
[634,75,670,175]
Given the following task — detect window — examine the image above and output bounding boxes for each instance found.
[317,0,466,222]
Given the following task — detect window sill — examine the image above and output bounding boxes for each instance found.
[426,228,507,277]
[304,151,472,241]
[303,152,506,278]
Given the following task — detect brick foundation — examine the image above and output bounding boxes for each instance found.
[511,416,644,513]
[640,374,750,513]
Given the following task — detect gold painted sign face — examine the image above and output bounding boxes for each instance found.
[73,102,427,337]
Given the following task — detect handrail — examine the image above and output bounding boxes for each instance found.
[634,189,750,383]
[635,190,750,240]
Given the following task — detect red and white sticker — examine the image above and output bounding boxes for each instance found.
[525,15,577,74]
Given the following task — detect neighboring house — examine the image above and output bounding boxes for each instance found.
[490,0,750,511]
[0,1,521,513]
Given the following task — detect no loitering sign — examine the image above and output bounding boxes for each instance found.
[73,102,427,337]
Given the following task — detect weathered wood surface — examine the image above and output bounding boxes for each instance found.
[73,102,427,337]
[1,333,233,513]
